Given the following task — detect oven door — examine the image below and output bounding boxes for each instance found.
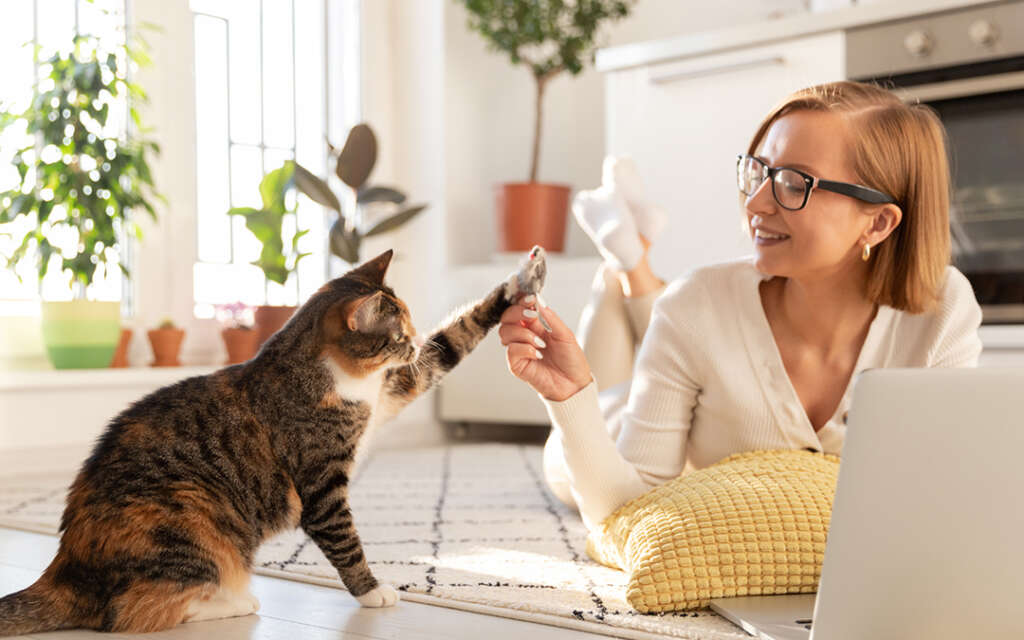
[895,70,1024,324]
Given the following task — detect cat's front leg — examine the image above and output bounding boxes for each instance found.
[378,247,547,417]
[297,457,397,607]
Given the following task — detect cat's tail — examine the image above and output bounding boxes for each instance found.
[0,577,77,636]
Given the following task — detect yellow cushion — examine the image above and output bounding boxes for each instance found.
[586,449,839,613]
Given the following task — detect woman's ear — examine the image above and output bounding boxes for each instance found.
[863,203,902,247]
[347,291,384,332]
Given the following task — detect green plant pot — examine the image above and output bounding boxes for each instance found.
[40,300,121,369]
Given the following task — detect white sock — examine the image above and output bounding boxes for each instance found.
[572,186,643,271]
[602,155,668,242]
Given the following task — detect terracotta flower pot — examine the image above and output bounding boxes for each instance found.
[147,328,185,367]
[495,182,570,253]
[254,305,297,348]
[222,327,259,365]
[109,328,133,368]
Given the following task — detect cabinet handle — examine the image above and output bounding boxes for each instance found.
[649,56,785,85]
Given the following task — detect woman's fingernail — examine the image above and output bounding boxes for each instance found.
[522,294,536,305]
[533,336,546,349]
[523,308,538,318]
[534,349,544,359]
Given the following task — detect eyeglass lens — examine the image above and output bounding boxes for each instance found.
[737,156,809,210]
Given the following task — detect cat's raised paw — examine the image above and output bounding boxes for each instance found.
[503,245,547,302]
[355,583,400,608]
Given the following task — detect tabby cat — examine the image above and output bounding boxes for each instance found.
[0,248,546,635]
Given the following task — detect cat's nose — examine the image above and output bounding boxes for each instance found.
[412,334,426,349]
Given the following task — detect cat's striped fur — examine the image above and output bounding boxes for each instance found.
[0,249,542,635]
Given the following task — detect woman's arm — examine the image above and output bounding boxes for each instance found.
[502,287,702,531]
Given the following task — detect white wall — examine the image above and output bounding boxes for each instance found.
[358,0,449,449]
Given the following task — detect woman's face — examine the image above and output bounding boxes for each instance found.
[744,110,875,282]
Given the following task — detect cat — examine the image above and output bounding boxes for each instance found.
[0,247,547,635]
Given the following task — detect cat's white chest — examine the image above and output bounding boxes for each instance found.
[323,358,386,410]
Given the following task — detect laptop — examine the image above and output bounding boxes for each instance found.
[709,367,1024,640]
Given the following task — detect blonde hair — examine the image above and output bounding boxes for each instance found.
[747,80,951,314]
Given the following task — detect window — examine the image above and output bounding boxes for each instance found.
[190,0,329,318]
[0,0,128,314]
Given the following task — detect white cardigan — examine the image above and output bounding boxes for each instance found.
[544,258,983,530]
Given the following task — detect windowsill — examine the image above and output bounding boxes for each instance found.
[0,366,219,392]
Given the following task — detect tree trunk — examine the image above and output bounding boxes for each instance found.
[530,74,547,184]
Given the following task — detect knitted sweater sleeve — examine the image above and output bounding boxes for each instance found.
[929,267,983,368]
[543,278,705,530]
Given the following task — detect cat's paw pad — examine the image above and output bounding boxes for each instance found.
[503,245,547,301]
[355,584,400,608]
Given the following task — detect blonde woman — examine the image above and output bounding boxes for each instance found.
[499,81,983,531]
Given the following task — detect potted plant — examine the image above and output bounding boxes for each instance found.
[227,162,308,347]
[216,301,257,365]
[232,123,426,345]
[147,318,184,367]
[291,122,427,265]
[0,33,161,369]
[456,0,635,252]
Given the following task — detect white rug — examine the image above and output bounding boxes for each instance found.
[0,443,747,640]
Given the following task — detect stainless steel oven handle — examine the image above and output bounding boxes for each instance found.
[649,56,785,85]
[897,70,1024,103]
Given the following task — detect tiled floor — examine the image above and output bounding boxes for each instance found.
[0,528,610,640]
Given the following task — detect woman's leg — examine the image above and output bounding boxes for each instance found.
[618,237,665,343]
[576,263,635,392]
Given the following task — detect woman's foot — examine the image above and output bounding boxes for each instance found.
[602,156,667,242]
[572,186,643,271]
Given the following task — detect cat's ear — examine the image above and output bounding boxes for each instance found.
[348,291,385,333]
[351,249,393,285]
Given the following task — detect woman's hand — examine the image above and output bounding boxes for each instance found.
[499,295,593,402]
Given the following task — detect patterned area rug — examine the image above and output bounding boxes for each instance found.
[0,444,746,640]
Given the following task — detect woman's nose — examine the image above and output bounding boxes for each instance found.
[745,178,777,215]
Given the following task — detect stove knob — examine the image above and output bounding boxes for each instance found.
[968,20,998,47]
[904,30,933,58]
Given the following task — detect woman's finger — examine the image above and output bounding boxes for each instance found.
[500,301,545,334]
[506,342,544,377]
[498,323,548,349]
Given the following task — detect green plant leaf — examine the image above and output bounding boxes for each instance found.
[336,123,377,189]
[259,162,295,213]
[357,185,406,205]
[329,219,361,264]
[364,204,427,237]
[292,161,341,212]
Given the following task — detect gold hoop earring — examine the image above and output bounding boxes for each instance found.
[862,243,871,262]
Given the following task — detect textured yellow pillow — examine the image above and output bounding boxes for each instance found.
[586,449,839,613]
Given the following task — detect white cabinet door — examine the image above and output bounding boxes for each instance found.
[605,32,845,280]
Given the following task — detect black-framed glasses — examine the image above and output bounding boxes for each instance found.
[736,154,896,211]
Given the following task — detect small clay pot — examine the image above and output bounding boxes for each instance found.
[109,328,133,368]
[147,328,185,367]
[495,182,570,252]
[254,305,297,347]
[221,326,259,365]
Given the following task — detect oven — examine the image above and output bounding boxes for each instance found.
[846,1,1024,324]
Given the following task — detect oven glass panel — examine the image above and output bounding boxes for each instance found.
[931,88,1024,322]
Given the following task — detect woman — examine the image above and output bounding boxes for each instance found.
[499,81,983,532]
